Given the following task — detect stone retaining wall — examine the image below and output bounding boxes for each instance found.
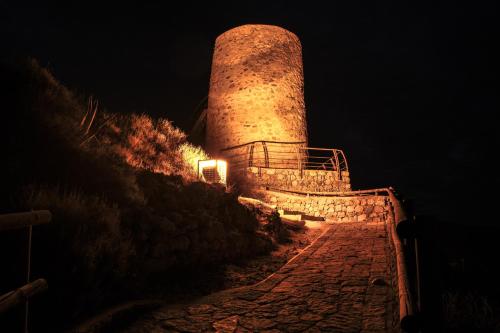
[258,190,391,223]
[243,167,351,193]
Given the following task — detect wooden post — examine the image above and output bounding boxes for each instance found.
[24,225,33,333]
[0,211,52,330]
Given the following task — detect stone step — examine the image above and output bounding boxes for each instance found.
[279,213,302,221]
[301,214,325,222]
[279,210,326,224]
[283,209,305,215]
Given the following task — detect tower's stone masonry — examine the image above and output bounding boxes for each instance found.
[245,167,351,193]
[206,25,307,156]
[206,24,351,200]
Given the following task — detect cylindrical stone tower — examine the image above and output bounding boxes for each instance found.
[206,25,307,160]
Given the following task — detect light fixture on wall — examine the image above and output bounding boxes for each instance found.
[198,160,227,186]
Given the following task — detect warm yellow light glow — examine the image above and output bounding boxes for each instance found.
[199,160,217,168]
[198,159,227,185]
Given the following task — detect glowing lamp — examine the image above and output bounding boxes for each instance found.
[198,159,227,185]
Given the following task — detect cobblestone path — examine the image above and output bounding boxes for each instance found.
[124,222,397,333]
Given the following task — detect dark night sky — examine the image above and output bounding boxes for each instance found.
[1,2,498,224]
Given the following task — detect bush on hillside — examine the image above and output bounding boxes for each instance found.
[0,58,271,329]
[92,113,208,181]
[22,187,135,318]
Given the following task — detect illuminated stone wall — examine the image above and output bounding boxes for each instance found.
[206,24,307,156]
[260,190,391,223]
[244,167,351,192]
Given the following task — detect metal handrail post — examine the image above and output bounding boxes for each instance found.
[333,149,341,180]
[262,142,269,168]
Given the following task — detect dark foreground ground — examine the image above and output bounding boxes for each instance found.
[106,222,397,333]
[0,220,323,332]
[2,218,499,332]
[74,219,500,333]
[417,219,500,332]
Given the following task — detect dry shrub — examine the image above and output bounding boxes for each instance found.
[22,186,136,319]
[263,211,291,244]
[179,142,210,180]
[94,113,208,181]
[117,114,185,174]
[1,58,270,330]
[442,291,500,332]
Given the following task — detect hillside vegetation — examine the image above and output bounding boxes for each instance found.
[0,59,272,330]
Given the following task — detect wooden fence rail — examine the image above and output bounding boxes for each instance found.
[0,279,48,313]
[0,210,52,333]
[0,210,52,231]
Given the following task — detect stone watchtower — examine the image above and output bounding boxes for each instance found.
[206,24,307,155]
[205,24,350,193]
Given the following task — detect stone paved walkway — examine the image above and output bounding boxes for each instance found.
[123,222,397,333]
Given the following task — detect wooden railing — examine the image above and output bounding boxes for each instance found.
[0,210,52,332]
[386,189,420,332]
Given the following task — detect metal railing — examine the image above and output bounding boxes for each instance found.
[220,140,349,178]
[0,210,52,332]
